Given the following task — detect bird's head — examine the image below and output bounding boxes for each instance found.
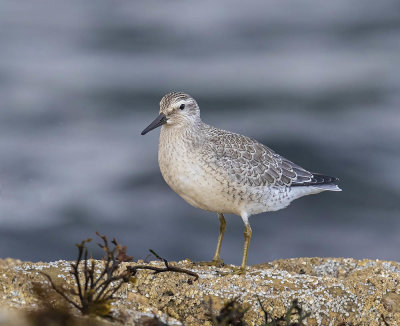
[141,92,200,135]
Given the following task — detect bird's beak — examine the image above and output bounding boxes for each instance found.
[141,113,168,135]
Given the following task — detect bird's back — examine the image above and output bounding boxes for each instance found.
[202,125,334,186]
[198,124,340,213]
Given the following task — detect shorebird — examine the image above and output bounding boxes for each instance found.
[141,92,341,272]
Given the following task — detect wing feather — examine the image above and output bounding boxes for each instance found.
[202,128,337,188]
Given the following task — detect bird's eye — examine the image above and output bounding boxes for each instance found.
[179,104,185,110]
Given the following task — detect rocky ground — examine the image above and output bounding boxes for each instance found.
[0,257,400,325]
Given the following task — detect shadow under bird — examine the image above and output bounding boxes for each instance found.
[141,92,341,273]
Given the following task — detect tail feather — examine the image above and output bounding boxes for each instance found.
[314,183,342,192]
[292,173,341,191]
[309,174,339,185]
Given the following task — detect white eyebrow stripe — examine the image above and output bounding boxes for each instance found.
[175,99,187,107]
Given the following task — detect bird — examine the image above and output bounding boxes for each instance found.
[141,92,341,273]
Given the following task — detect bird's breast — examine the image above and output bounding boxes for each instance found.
[158,141,203,203]
[157,134,237,213]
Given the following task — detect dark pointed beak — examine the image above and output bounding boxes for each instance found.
[141,113,168,135]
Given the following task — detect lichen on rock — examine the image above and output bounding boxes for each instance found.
[1,257,400,325]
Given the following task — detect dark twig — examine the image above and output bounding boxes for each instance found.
[257,296,269,324]
[40,234,197,320]
[207,297,248,326]
[127,249,199,281]
[40,272,81,311]
[257,298,310,326]
[41,233,133,319]
[381,314,390,326]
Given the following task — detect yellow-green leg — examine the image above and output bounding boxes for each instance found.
[241,223,252,271]
[193,213,226,267]
[212,213,226,263]
[230,221,252,275]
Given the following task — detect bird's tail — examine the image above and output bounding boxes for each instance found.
[291,173,342,191]
[309,174,342,191]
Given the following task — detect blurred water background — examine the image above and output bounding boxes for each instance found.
[0,0,399,264]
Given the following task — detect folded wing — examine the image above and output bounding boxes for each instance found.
[203,129,339,189]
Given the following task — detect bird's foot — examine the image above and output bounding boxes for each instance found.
[218,265,247,276]
[193,258,225,268]
[230,266,247,275]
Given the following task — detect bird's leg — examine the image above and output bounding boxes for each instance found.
[193,213,226,267]
[241,223,252,271]
[229,219,252,275]
[212,213,226,264]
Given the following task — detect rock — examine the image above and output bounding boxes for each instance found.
[1,257,400,325]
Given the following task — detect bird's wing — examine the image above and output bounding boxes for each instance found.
[202,129,316,187]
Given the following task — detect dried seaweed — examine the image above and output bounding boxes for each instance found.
[381,314,391,326]
[40,233,198,322]
[207,298,249,326]
[41,232,133,319]
[27,282,105,326]
[258,297,310,326]
[207,298,310,326]
[127,249,198,281]
[136,316,169,326]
